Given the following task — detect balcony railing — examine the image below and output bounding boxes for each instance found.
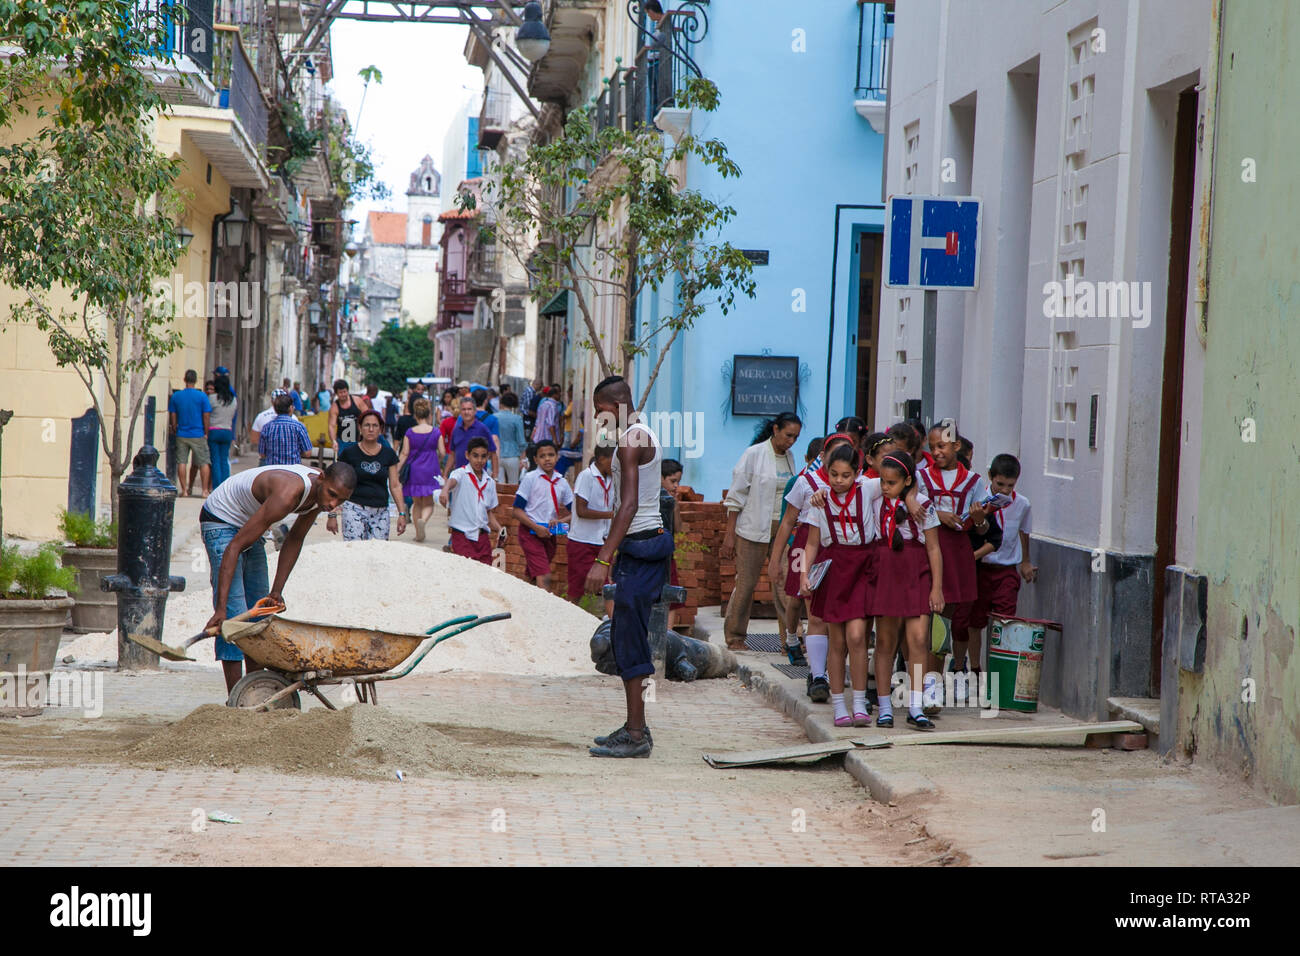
[214,26,268,149]
[478,89,511,149]
[134,0,214,74]
[626,0,709,126]
[855,1,893,100]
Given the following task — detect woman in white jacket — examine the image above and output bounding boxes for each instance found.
[721,412,803,650]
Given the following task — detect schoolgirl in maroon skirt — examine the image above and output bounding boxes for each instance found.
[798,444,877,728]
[912,421,990,609]
[866,452,944,730]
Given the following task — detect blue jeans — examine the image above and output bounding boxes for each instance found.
[610,530,673,680]
[208,429,233,487]
[201,522,270,662]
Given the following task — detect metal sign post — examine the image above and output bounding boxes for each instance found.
[882,195,982,427]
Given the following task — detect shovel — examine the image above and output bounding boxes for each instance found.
[125,598,286,662]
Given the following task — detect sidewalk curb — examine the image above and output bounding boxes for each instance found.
[737,659,937,805]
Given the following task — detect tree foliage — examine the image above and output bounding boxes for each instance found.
[482,76,755,410]
[0,0,187,521]
[352,321,431,394]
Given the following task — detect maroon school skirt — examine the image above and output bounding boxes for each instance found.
[866,539,933,618]
[810,541,872,623]
[451,528,493,564]
[784,523,811,597]
[934,525,977,603]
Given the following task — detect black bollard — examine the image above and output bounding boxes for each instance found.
[102,445,186,669]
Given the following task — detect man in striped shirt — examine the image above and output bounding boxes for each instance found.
[258,392,312,466]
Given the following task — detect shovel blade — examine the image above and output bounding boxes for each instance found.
[125,631,194,662]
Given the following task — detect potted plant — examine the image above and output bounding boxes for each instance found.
[0,544,78,717]
[58,510,118,632]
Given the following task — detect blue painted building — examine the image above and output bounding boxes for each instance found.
[631,0,893,496]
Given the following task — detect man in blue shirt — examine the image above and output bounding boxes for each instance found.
[443,395,495,476]
[258,392,312,466]
[495,391,527,483]
[168,369,213,497]
[281,377,304,414]
[471,387,501,476]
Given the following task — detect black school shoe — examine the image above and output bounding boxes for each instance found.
[589,729,653,758]
[593,724,653,747]
[786,644,808,667]
[906,713,936,730]
[807,675,831,703]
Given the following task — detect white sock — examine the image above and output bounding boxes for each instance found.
[785,631,801,648]
[852,689,868,715]
[806,633,829,678]
[923,673,939,706]
[909,690,924,718]
[876,694,893,719]
[831,693,849,721]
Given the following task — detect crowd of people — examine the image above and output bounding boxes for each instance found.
[721,412,1039,731]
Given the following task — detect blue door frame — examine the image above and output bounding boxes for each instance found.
[843,223,883,423]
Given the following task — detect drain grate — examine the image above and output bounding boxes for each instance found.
[771,662,810,679]
[744,632,785,653]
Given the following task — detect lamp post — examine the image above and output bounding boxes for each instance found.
[515,1,551,62]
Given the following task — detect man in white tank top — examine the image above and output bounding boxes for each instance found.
[200,462,357,692]
[585,376,673,758]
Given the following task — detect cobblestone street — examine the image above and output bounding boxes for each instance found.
[0,667,950,866]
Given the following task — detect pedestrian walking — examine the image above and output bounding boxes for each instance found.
[282,377,303,414]
[440,437,506,564]
[207,371,238,489]
[660,458,687,630]
[330,411,406,541]
[329,379,363,452]
[396,397,442,542]
[512,439,573,592]
[567,444,616,604]
[169,369,212,498]
[257,392,312,466]
[442,395,494,476]
[720,411,802,651]
[495,392,527,484]
[584,375,673,758]
[865,452,944,729]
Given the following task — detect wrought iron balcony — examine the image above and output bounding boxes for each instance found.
[134,1,217,105]
[854,1,893,131]
[626,0,709,128]
[213,26,268,151]
[478,89,511,149]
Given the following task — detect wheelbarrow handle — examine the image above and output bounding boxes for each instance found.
[185,598,286,648]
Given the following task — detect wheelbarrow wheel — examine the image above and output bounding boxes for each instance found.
[227,670,301,710]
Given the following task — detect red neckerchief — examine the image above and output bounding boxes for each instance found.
[593,468,611,507]
[880,495,903,543]
[926,461,968,509]
[541,471,562,516]
[865,466,879,479]
[994,489,1016,529]
[828,486,855,543]
[467,469,488,501]
[921,450,935,469]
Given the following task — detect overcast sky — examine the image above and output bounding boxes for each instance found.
[327,18,483,233]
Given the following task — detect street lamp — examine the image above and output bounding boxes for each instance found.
[219,199,248,248]
[177,225,194,251]
[515,2,551,62]
[308,302,321,325]
[345,240,359,258]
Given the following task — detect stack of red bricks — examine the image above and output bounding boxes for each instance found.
[489,483,571,597]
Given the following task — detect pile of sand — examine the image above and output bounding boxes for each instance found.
[126,703,507,779]
[61,539,600,677]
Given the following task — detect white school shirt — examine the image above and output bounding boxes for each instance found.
[983,492,1033,565]
[867,486,940,543]
[809,481,881,548]
[515,468,574,526]
[784,470,828,525]
[914,465,987,517]
[569,463,614,545]
[447,466,498,540]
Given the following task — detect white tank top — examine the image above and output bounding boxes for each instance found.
[612,421,663,535]
[202,464,320,526]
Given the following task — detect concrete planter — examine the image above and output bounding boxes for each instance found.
[0,596,75,716]
[61,547,118,633]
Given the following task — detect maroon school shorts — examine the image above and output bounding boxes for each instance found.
[956,563,1022,630]
[566,538,606,600]
[451,528,493,564]
[519,528,558,579]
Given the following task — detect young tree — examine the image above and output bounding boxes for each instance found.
[353,321,432,394]
[0,1,187,522]
[480,77,755,411]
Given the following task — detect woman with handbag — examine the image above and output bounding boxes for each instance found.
[396,397,442,541]
[330,411,406,540]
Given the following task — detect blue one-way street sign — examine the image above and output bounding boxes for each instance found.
[883,195,981,290]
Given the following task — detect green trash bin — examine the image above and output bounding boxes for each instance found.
[987,617,1059,713]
